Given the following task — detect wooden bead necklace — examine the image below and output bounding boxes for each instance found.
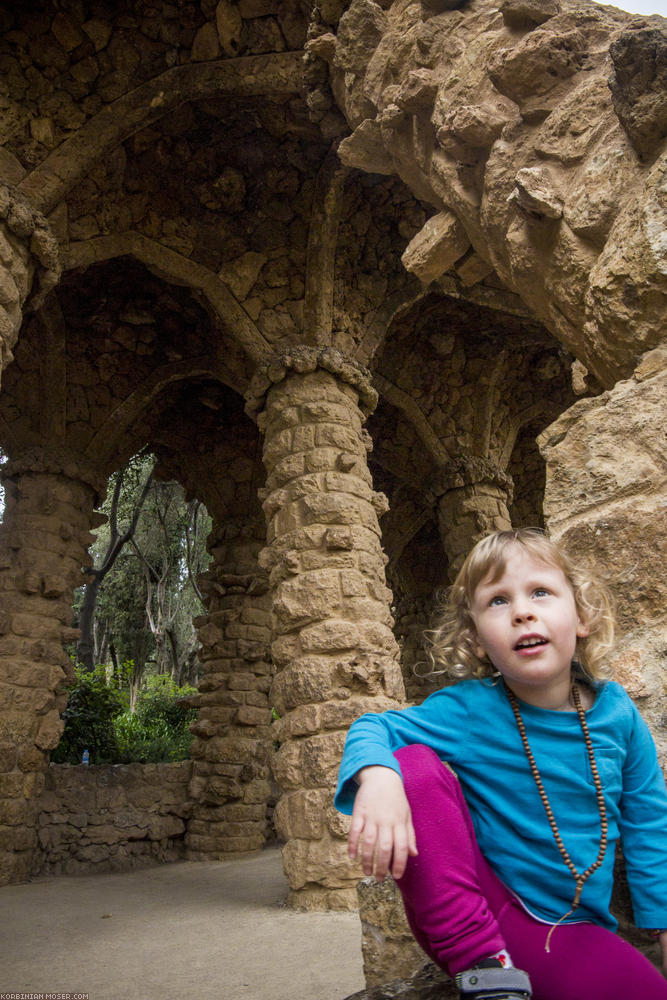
[505,681,609,952]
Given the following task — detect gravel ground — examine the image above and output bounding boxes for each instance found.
[0,847,365,1000]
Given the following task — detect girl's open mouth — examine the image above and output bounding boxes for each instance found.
[514,636,548,652]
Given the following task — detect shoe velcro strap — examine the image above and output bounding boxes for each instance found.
[456,965,531,997]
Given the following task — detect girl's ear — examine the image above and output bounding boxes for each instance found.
[474,636,487,659]
[576,617,590,639]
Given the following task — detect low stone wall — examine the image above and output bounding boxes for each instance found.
[36,760,193,876]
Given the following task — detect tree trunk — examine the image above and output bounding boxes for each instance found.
[77,571,102,673]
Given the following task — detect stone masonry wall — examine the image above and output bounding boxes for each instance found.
[36,760,192,876]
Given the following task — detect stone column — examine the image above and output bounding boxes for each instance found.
[437,461,513,581]
[185,518,275,859]
[246,347,406,909]
[0,184,60,382]
[0,455,100,884]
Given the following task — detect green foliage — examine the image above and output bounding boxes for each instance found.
[51,666,124,765]
[53,669,197,765]
[74,453,211,690]
[113,675,197,763]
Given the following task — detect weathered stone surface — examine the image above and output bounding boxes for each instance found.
[609,26,667,160]
[357,877,427,987]
[330,0,667,386]
[540,359,667,757]
[254,363,405,903]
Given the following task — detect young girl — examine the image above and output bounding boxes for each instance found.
[335,529,667,1000]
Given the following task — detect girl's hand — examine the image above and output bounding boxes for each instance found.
[348,765,418,880]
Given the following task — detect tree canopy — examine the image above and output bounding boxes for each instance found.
[74,453,211,705]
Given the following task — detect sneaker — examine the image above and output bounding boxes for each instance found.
[456,958,532,999]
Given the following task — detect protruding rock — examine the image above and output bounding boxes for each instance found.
[395,70,439,113]
[216,1,243,57]
[401,211,470,284]
[508,166,563,219]
[338,119,395,174]
[437,105,507,151]
[499,0,560,30]
[609,27,667,160]
[421,0,465,13]
[334,0,387,76]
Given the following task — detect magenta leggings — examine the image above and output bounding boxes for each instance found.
[393,745,667,1000]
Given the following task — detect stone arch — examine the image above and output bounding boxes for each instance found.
[62,233,271,365]
[0,256,253,473]
[361,286,577,698]
[17,54,304,217]
[147,381,274,859]
[0,252,271,880]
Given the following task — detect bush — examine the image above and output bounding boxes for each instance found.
[114,676,197,763]
[53,670,197,765]
[51,665,124,765]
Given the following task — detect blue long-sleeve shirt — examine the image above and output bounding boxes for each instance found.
[335,678,667,930]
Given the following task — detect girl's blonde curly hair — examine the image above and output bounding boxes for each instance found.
[426,528,615,682]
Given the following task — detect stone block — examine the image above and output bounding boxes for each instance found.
[191,21,220,61]
[288,884,360,911]
[227,672,258,691]
[75,844,111,863]
[271,656,340,715]
[401,212,470,285]
[273,788,327,839]
[281,831,360,890]
[509,166,563,219]
[0,825,35,851]
[217,802,266,822]
[34,715,64,751]
[337,119,395,175]
[272,571,342,631]
[146,815,185,840]
[216,0,243,57]
[235,705,272,726]
[300,731,348,786]
[271,740,303,789]
[609,27,667,160]
[204,736,260,765]
[499,0,559,28]
[85,824,142,845]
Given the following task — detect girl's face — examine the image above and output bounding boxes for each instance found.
[469,546,589,707]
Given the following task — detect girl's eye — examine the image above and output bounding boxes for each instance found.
[489,596,507,606]
[533,588,550,598]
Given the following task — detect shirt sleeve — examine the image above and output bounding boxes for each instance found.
[333,684,472,814]
[618,700,667,929]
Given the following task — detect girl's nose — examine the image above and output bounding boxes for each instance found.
[513,607,536,623]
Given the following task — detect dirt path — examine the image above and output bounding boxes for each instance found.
[0,847,365,1000]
